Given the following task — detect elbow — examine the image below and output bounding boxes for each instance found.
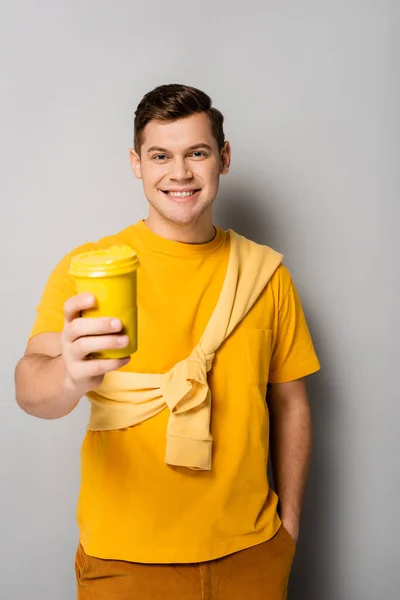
[14,359,27,412]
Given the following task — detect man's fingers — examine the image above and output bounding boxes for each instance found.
[73,356,131,381]
[73,334,130,360]
[64,316,123,343]
[61,295,130,392]
[64,294,96,324]
[67,316,123,343]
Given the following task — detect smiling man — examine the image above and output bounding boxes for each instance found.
[15,84,320,600]
[130,98,228,243]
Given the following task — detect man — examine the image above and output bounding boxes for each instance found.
[15,83,320,599]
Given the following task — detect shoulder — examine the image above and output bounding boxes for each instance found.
[44,225,136,279]
[270,263,292,289]
[229,229,284,267]
[268,263,294,307]
[228,229,291,297]
[63,223,136,261]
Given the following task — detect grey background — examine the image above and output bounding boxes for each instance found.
[1,1,399,598]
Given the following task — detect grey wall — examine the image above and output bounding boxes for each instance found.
[1,1,399,598]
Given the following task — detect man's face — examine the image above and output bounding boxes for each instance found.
[130,112,230,227]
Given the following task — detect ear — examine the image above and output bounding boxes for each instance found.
[220,141,231,175]
[129,148,142,179]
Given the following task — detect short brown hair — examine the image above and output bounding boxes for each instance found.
[133,84,225,154]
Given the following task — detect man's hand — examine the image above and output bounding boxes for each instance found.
[15,293,132,420]
[61,293,131,398]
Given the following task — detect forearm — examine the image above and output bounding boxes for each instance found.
[15,353,82,419]
[269,398,312,525]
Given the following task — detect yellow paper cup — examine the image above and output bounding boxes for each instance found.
[69,245,139,359]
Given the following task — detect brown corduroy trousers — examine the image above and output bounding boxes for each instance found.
[75,525,296,600]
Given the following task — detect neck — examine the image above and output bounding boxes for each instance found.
[144,212,216,245]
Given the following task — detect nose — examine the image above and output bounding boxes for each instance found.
[169,157,193,181]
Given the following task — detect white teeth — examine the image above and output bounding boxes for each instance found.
[167,191,195,197]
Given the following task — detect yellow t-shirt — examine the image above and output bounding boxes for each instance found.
[29,219,320,563]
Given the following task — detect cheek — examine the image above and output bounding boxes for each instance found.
[141,166,164,187]
[200,162,220,185]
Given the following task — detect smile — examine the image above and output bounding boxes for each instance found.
[160,190,201,202]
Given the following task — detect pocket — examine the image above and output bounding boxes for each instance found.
[74,543,88,583]
[280,524,297,555]
[245,329,273,386]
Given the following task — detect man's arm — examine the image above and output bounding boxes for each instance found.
[268,376,312,543]
[15,294,131,420]
[15,332,80,419]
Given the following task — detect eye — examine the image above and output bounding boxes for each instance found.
[153,154,167,160]
[191,151,206,157]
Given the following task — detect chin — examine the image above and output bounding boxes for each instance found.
[161,211,199,227]
[150,200,213,227]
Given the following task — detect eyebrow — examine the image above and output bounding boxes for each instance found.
[146,143,213,154]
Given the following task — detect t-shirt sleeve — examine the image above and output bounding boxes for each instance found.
[268,265,320,383]
[29,251,77,340]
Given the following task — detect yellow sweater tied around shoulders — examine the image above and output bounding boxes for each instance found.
[86,230,283,471]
